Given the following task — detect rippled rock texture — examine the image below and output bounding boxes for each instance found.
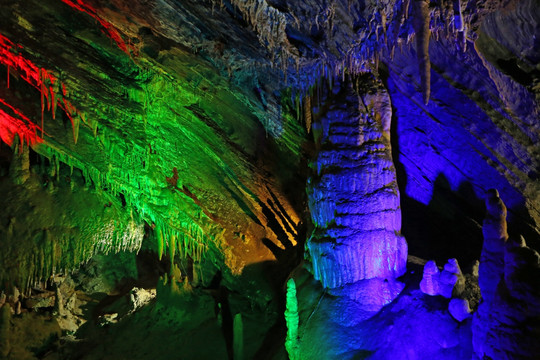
[307,77,407,309]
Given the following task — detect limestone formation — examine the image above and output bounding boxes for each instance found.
[233,313,244,360]
[473,190,540,359]
[285,278,299,360]
[439,258,465,298]
[307,78,407,309]
[420,258,464,298]
[477,189,508,304]
[412,0,431,104]
[0,0,539,358]
[129,288,156,313]
[420,260,440,296]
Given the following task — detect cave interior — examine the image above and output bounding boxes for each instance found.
[0,0,539,359]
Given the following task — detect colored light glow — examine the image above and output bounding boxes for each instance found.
[387,69,527,213]
[60,0,135,55]
[0,97,43,146]
[0,33,57,117]
[0,32,86,143]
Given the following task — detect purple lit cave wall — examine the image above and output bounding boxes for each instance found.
[0,0,539,359]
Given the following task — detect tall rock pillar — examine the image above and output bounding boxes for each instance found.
[306,77,407,310]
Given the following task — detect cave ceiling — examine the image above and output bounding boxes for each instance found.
[0,0,539,289]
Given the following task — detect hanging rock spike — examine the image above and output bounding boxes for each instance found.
[412,0,431,105]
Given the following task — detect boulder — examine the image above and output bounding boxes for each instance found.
[448,298,471,322]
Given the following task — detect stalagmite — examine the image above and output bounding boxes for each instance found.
[420,260,440,296]
[233,313,244,360]
[420,258,465,298]
[439,258,465,298]
[472,189,508,357]
[473,190,540,359]
[285,278,299,360]
[478,189,508,303]
[307,77,407,310]
[448,298,471,322]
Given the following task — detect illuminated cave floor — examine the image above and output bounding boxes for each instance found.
[293,260,477,360]
[4,257,479,360]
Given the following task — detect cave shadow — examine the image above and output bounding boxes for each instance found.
[239,217,307,360]
[399,173,485,269]
[383,64,540,269]
[506,204,540,252]
[392,151,539,270]
[384,68,484,269]
[254,237,306,359]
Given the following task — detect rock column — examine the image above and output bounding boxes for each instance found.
[307,78,407,309]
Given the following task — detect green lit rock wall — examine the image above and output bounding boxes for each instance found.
[0,0,308,290]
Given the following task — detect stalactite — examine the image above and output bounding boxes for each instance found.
[303,95,312,134]
[218,0,294,72]
[0,33,88,144]
[412,0,431,105]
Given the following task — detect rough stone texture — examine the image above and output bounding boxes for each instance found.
[129,287,156,313]
[386,0,540,268]
[306,78,407,306]
[328,277,405,312]
[439,258,465,298]
[420,258,465,298]
[294,265,474,360]
[473,190,540,360]
[0,0,539,358]
[474,234,540,360]
[479,189,508,304]
[420,260,440,296]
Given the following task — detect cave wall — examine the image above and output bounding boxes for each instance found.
[0,0,539,359]
[0,0,310,295]
[386,0,540,267]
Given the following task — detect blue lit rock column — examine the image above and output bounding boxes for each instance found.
[307,78,407,310]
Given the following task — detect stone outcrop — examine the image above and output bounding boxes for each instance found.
[478,189,508,303]
[307,77,407,309]
[448,298,472,322]
[473,190,540,359]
